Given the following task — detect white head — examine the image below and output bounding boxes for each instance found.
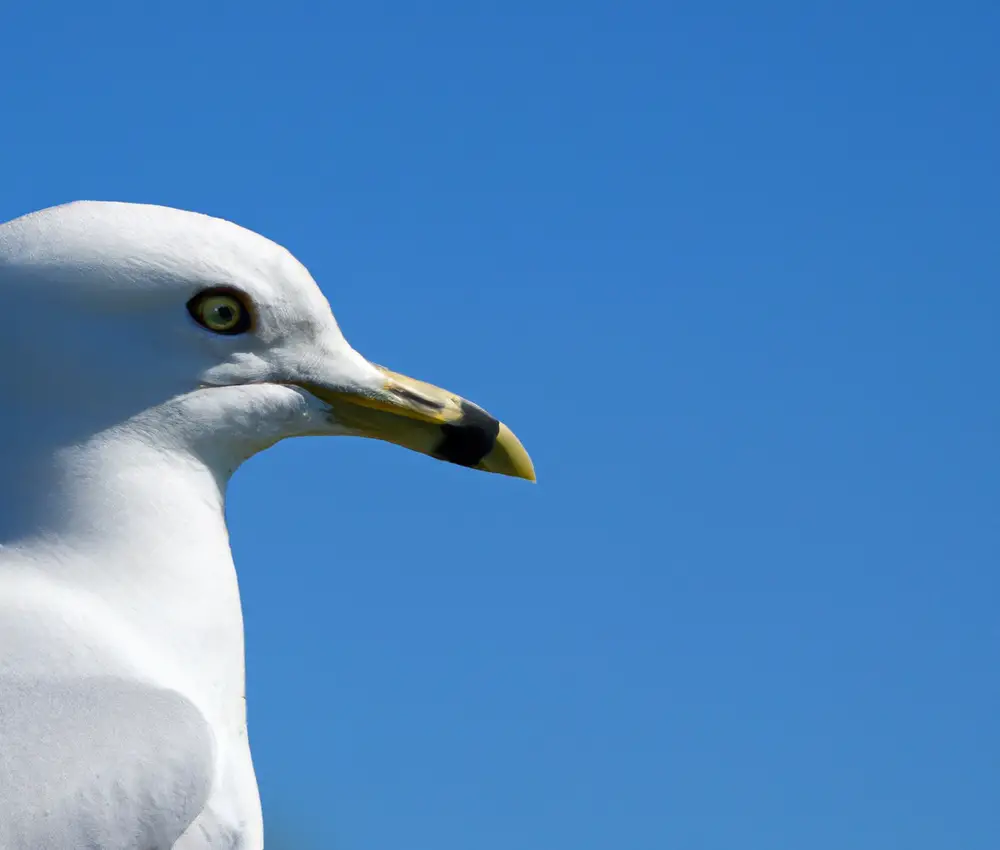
[0,201,534,484]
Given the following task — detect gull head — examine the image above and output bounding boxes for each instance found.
[0,201,534,481]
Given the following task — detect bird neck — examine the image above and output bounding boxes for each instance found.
[0,413,250,723]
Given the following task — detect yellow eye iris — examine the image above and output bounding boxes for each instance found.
[187,289,252,335]
[199,296,242,331]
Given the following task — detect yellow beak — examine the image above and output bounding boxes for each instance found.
[295,366,535,481]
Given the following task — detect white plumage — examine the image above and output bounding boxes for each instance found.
[0,202,532,848]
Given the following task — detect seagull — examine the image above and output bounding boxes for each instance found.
[0,201,534,849]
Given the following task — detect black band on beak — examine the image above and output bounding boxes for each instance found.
[432,401,501,468]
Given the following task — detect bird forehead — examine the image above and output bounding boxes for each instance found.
[0,201,332,322]
[3,202,275,285]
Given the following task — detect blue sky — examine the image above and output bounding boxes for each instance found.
[2,1,998,848]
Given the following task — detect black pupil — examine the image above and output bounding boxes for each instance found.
[214,304,235,323]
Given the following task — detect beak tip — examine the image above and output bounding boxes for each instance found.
[481,421,536,482]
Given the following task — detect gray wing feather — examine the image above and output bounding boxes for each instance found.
[0,674,215,849]
[0,577,218,850]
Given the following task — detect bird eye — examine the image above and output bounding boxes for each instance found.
[187,289,252,335]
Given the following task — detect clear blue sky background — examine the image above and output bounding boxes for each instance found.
[1,2,997,848]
